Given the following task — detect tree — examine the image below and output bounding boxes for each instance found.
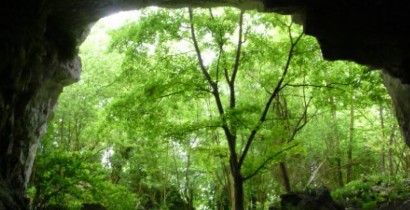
[109,7,312,209]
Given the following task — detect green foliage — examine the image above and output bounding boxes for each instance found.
[30,138,137,209]
[332,174,410,209]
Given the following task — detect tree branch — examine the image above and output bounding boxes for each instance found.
[238,29,304,168]
[189,7,235,153]
[284,82,354,89]
[188,8,214,89]
[189,8,224,115]
[158,90,187,99]
[209,8,224,85]
[243,144,299,181]
[286,97,313,143]
[229,10,245,108]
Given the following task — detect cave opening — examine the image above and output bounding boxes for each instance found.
[2,1,410,209]
[27,7,408,210]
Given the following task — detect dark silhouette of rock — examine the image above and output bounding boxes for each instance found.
[377,199,410,210]
[81,203,107,210]
[280,186,344,210]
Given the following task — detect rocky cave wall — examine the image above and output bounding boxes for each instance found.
[1,0,410,208]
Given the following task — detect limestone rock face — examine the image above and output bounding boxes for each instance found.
[1,0,410,208]
[383,73,410,146]
[0,3,83,207]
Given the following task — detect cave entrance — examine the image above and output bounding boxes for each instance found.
[29,6,408,210]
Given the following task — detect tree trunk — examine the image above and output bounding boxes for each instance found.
[222,162,233,210]
[280,162,292,193]
[232,174,244,210]
[389,125,396,175]
[379,106,386,173]
[184,140,194,210]
[330,97,344,187]
[187,188,195,210]
[230,156,244,210]
[346,92,354,183]
[163,140,169,206]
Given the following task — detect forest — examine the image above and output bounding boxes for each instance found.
[28,7,410,210]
